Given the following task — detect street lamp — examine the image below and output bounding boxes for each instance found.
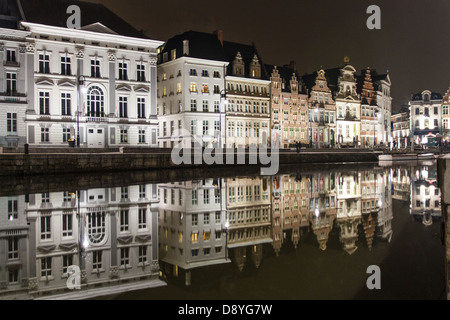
[220,89,227,149]
[77,75,86,148]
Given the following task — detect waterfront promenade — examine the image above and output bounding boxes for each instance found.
[0,146,382,177]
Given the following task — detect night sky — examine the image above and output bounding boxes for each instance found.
[83,0,450,112]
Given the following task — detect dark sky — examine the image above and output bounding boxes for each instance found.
[83,0,450,112]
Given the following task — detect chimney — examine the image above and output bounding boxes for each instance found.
[183,40,189,56]
[214,30,223,46]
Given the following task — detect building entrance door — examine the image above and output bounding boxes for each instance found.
[87,128,105,148]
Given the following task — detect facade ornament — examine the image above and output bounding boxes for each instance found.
[75,46,85,58]
[28,278,38,290]
[108,50,116,62]
[151,260,160,272]
[149,56,157,66]
[26,42,35,53]
[109,266,119,279]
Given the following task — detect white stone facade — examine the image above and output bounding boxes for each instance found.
[19,22,163,148]
[157,56,228,148]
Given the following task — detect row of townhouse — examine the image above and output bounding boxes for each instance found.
[391,88,450,148]
[0,0,392,150]
[157,30,393,150]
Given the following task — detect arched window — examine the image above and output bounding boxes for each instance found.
[87,211,106,245]
[87,86,105,117]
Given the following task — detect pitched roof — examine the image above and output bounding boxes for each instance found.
[411,91,443,101]
[159,30,228,62]
[222,40,269,80]
[265,63,303,93]
[301,66,342,98]
[15,0,148,39]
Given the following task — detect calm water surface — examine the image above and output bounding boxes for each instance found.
[0,162,445,300]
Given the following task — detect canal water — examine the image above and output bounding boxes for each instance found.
[0,161,446,300]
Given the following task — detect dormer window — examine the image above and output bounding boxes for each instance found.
[233,52,244,77]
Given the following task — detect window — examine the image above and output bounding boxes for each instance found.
[137,97,146,118]
[191,120,197,135]
[202,120,209,135]
[120,248,130,267]
[171,49,177,60]
[203,189,210,204]
[41,257,52,278]
[204,213,210,224]
[120,129,128,143]
[139,246,148,264]
[177,83,182,94]
[8,237,18,260]
[139,185,146,198]
[192,213,198,226]
[119,96,128,118]
[61,56,71,75]
[62,254,73,274]
[39,53,50,73]
[137,62,146,81]
[444,106,449,115]
[6,49,16,62]
[202,70,209,77]
[190,83,198,93]
[202,84,209,94]
[214,121,220,135]
[7,199,18,221]
[39,91,50,115]
[191,232,199,243]
[6,113,17,134]
[203,100,209,112]
[88,212,106,245]
[91,58,101,77]
[8,268,18,284]
[434,107,439,115]
[192,190,198,205]
[87,86,105,117]
[190,99,197,112]
[61,93,71,116]
[118,61,128,80]
[121,187,128,199]
[213,71,220,78]
[93,251,102,270]
[40,215,51,239]
[6,72,16,95]
[62,128,71,142]
[41,128,50,142]
[62,213,73,237]
[139,130,146,143]
[190,69,197,76]
[138,209,147,229]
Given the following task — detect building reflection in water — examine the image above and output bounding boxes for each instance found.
[0,184,164,299]
[0,163,443,297]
